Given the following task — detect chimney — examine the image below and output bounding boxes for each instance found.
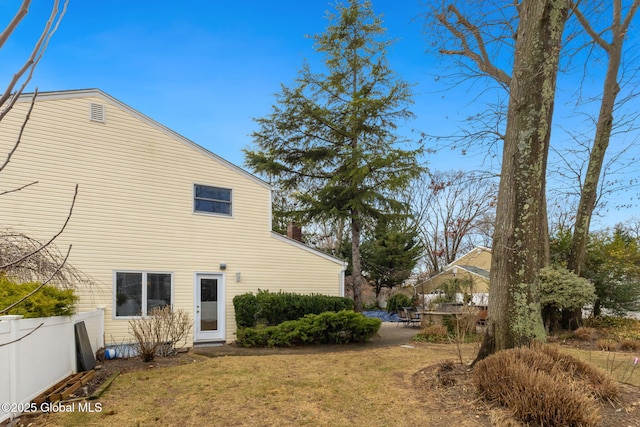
[287,221,303,242]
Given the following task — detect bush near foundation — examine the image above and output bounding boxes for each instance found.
[128,306,192,362]
[233,290,354,328]
[0,277,78,318]
[473,343,618,426]
[236,310,381,348]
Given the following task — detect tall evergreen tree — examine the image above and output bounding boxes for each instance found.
[361,216,423,304]
[245,0,423,311]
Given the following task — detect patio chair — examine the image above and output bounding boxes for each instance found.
[396,307,410,327]
[405,307,421,328]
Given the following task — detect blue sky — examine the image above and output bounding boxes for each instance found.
[1,1,639,228]
[1,1,455,167]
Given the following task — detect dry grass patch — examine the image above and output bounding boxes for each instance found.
[559,345,640,387]
[18,339,640,427]
[573,326,598,341]
[598,338,618,351]
[413,325,449,343]
[32,344,480,427]
[473,343,620,426]
[618,338,640,351]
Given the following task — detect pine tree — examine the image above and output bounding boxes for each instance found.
[245,0,423,310]
[361,216,423,304]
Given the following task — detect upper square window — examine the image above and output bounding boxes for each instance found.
[194,184,232,215]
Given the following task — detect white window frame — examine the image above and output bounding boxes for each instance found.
[113,270,174,319]
[193,183,233,216]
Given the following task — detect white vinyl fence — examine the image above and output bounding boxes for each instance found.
[0,308,104,423]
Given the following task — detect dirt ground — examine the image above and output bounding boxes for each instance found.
[7,323,640,426]
[412,359,640,427]
[43,322,419,401]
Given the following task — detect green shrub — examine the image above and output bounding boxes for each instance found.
[386,293,413,313]
[236,310,381,347]
[584,316,640,340]
[537,266,596,331]
[232,292,260,328]
[0,277,78,318]
[233,290,354,328]
[440,277,473,302]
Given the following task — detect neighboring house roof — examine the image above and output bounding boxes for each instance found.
[452,264,489,280]
[448,246,491,269]
[17,88,270,189]
[440,246,491,280]
[412,246,492,293]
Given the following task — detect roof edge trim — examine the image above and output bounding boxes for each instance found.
[271,232,347,267]
[17,89,271,190]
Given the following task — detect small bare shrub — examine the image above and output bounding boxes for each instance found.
[448,311,478,364]
[573,327,597,341]
[597,339,617,351]
[473,343,619,426]
[433,359,458,387]
[438,359,455,372]
[128,306,192,362]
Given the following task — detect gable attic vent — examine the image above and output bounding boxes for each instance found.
[89,103,105,123]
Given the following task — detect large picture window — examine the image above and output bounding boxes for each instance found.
[114,271,172,317]
[194,184,232,215]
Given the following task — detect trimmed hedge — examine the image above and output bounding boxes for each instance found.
[236,310,381,347]
[0,277,78,318]
[233,290,354,328]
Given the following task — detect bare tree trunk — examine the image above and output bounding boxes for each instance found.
[568,0,639,275]
[565,0,639,329]
[475,0,569,362]
[350,212,364,311]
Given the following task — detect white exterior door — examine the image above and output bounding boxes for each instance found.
[194,273,225,342]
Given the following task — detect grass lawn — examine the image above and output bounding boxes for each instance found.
[560,346,640,386]
[31,343,481,427]
[27,340,640,427]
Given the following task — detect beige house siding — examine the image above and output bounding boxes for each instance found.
[0,90,346,344]
[416,247,491,295]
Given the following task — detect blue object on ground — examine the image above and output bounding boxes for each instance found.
[362,310,400,322]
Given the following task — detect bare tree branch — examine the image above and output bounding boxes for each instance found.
[410,170,496,274]
[0,0,30,48]
[0,0,67,122]
[0,245,71,315]
[0,180,38,197]
[572,5,610,51]
[0,322,44,348]
[437,4,511,88]
[0,89,37,174]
